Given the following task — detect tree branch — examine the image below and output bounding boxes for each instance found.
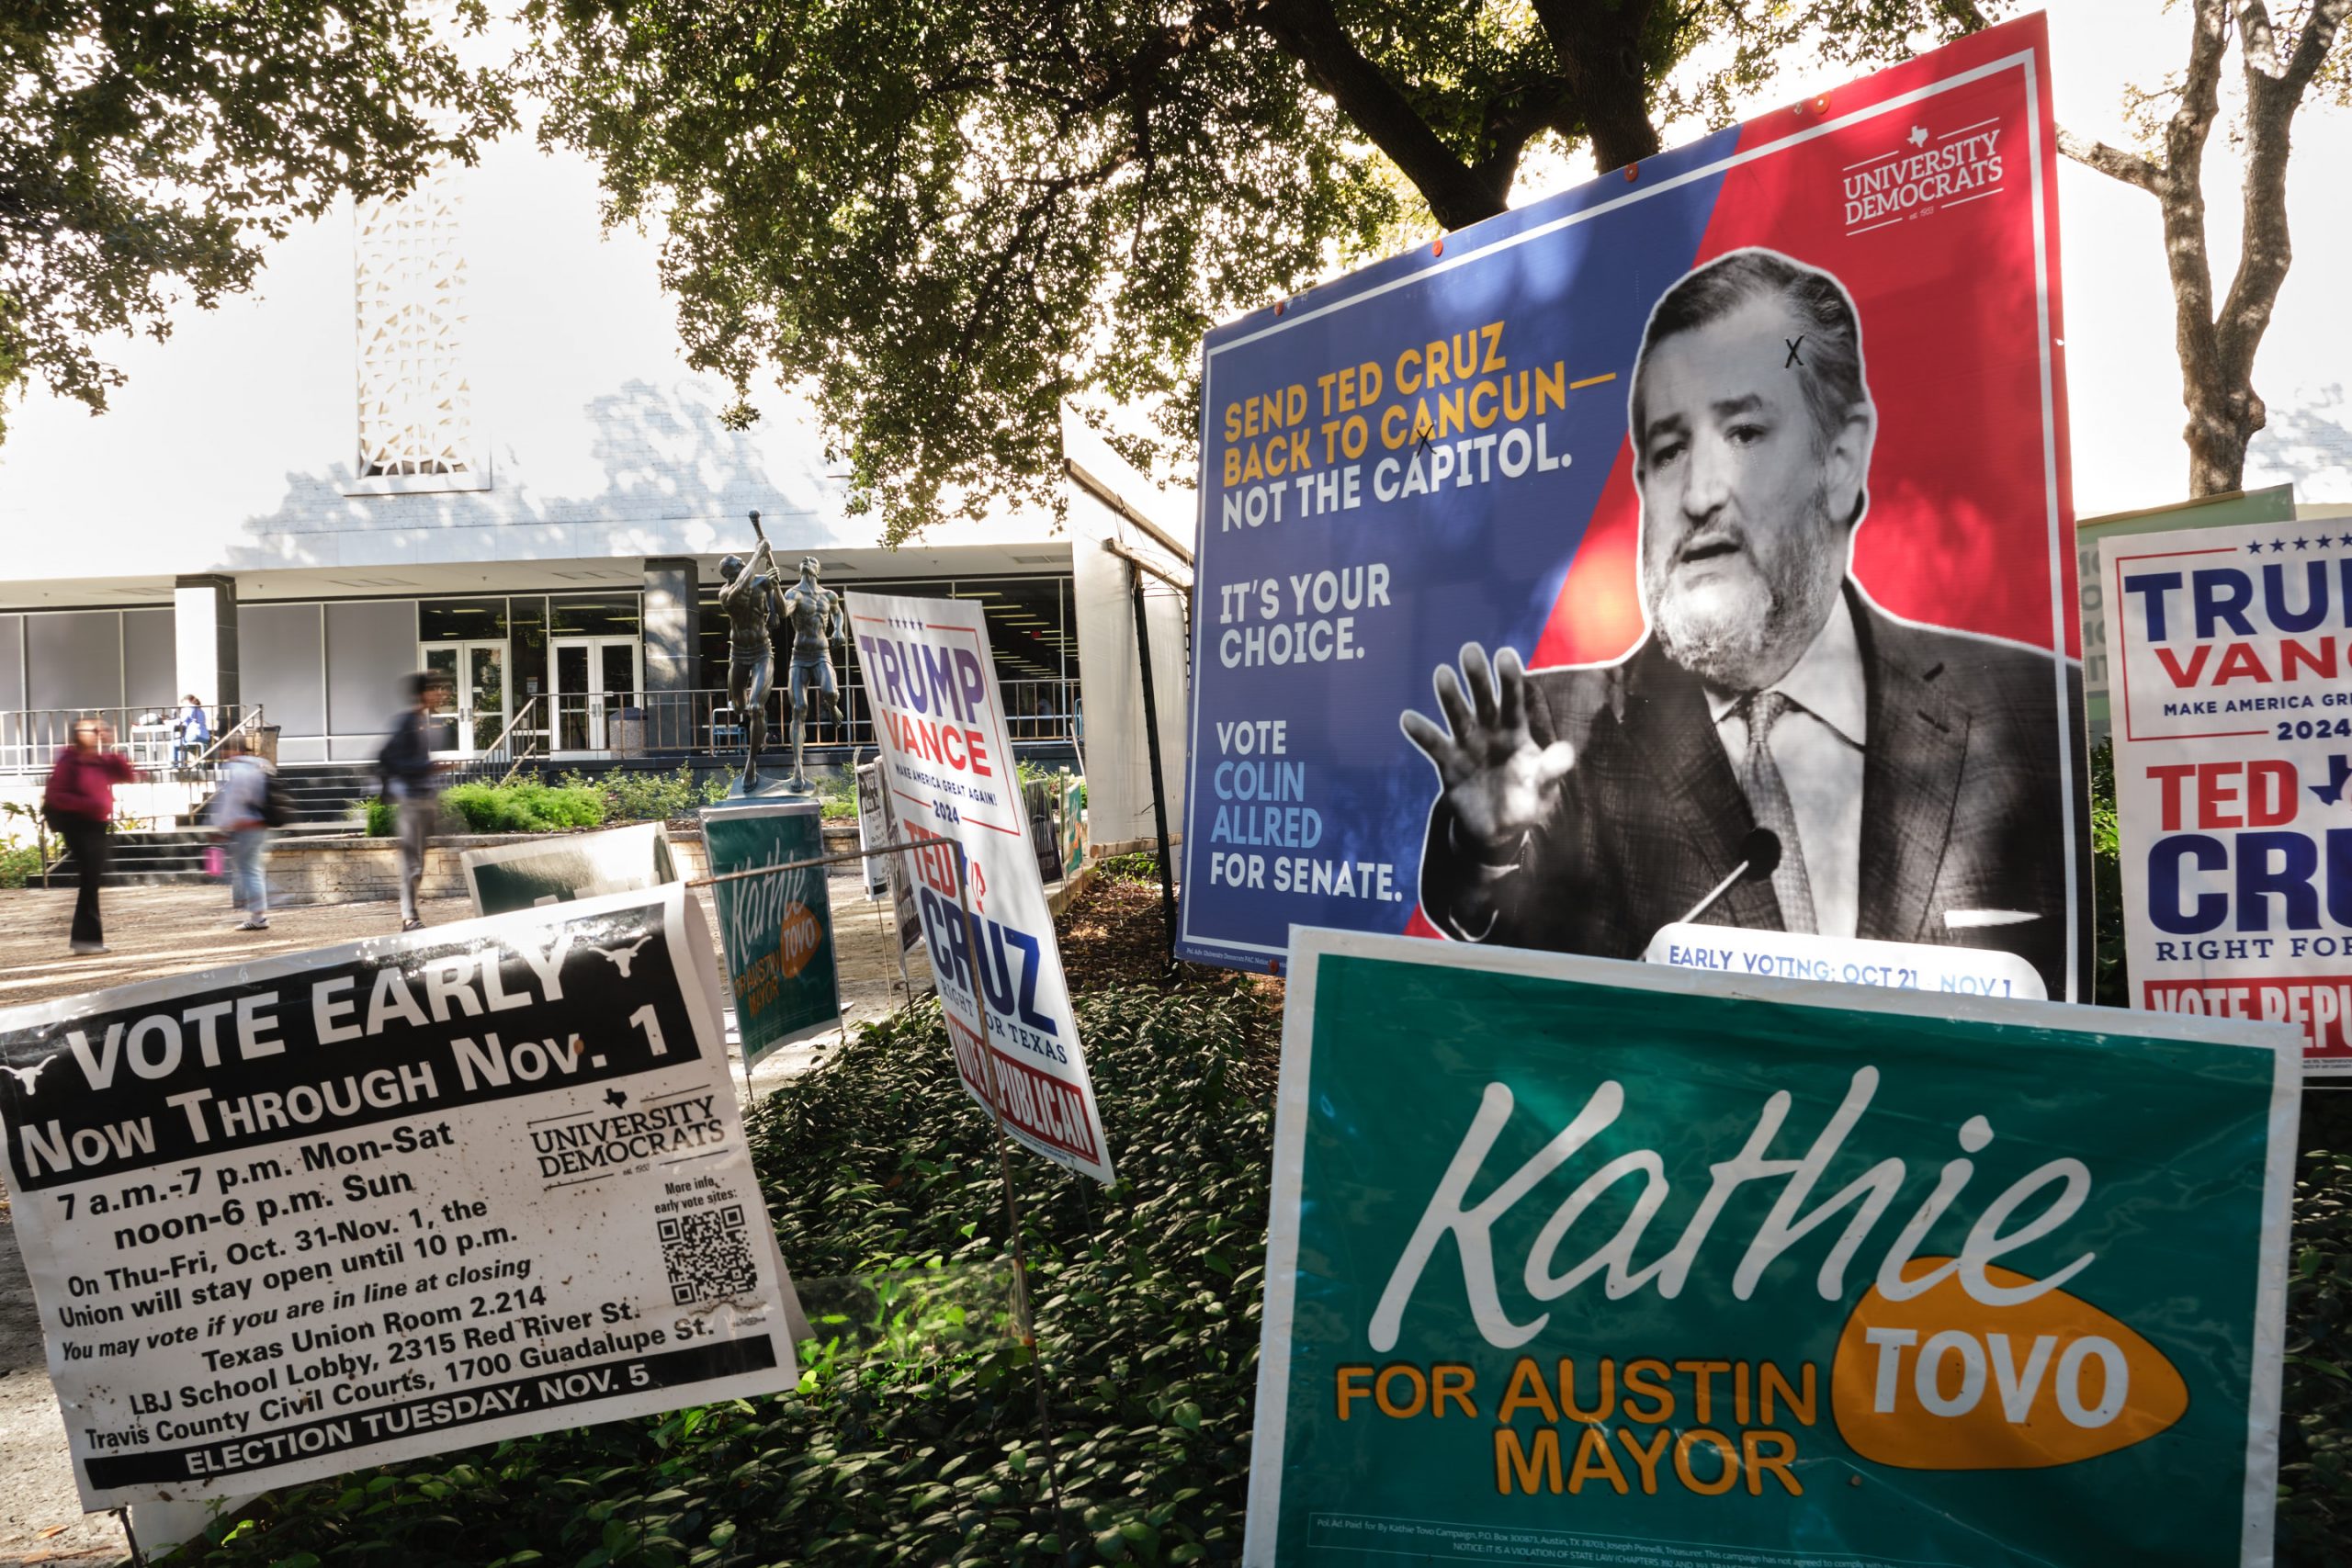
[2154,0,2231,438]
[1527,0,1664,171]
[2278,0,2352,94]
[2239,0,2282,75]
[2056,128,2162,191]
[2170,0,2232,165]
[1468,82,1579,201]
[1257,0,1508,227]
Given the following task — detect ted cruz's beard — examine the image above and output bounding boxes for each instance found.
[1644,487,1846,693]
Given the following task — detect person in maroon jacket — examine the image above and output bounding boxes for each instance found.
[43,716,138,954]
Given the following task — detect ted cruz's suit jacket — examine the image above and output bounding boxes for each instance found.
[1417,585,2090,999]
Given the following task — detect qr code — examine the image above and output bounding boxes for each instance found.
[656,1203,758,1305]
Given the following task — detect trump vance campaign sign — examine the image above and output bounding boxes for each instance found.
[2103,517,2352,1077]
[847,591,1114,1183]
[1181,16,2089,1002]
[1247,929,2296,1566]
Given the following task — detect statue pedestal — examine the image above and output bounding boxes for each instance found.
[722,773,814,803]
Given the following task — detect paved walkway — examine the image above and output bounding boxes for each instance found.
[0,876,930,1562]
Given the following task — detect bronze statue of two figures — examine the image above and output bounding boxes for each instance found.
[718,512,845,792]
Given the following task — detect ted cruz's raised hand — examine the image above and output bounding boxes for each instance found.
[1399,644,1575,860]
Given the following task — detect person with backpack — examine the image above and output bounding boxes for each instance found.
[42,716,138,955]
[208,734,279,931]
[379,672,451,931]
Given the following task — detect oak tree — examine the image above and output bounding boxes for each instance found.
[0,1,511,444]
[526,0,1996,542]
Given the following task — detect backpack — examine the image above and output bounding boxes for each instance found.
[377,711,427,796]
[260,769,294,829]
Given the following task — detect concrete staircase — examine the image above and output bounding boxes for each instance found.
[275,763,379,828]
[45,763,379,887]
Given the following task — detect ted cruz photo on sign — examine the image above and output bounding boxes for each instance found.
[1405,250,2085,999]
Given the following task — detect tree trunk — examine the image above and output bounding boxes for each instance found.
[1263,0,1666,227]
[1575,56,1663,174]
[2184,381,2258,497]
[1533,0,1664,174]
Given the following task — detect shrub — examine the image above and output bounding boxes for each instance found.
[810,770,857,821]
[1096,851,1162,886]
[2281,1145,2352,1562]
[354,796,397,837]
[2088,740,2128,1009]
[157,982,1274,1567]
[0,841,48,888]
[442,781,606,834]
[557,762,729,823]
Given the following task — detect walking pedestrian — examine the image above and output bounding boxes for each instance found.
[209,735,274,931]
[174,694,210,771]
[379,672,451,932]
[41,716,137,955]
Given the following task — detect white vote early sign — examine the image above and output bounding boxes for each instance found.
[1643,923,2047,1000]
[847,591,1115,1183]
[0,886,803,1509]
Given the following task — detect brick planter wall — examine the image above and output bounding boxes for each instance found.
[269,821,863,905]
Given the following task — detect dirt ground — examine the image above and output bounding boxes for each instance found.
[0,874,930,1563]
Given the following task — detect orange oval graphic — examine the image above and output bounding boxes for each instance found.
[775,902,822,979]
[1830,1258,2187,1470]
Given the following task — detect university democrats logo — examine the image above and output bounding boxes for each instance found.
[1843,116,2007,237]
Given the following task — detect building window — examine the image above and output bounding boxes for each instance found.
[346,159,488,494]
[549,594,642,637]
[419,596,509,642]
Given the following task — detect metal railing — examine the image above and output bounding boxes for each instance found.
[445,694,548,787]
[0,704,265,781]
[435,678,1080,768]
[194,705,269,769]
[636,680,1077,755]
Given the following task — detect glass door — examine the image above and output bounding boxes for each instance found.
[420,640,507,756]
[551,636,641,753]
[463,641,506,753]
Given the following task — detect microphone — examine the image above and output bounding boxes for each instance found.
[1673,829,1781,926]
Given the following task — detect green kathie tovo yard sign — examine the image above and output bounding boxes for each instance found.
[1247,929,2297,1566]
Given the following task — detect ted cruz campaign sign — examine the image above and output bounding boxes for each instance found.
[2105,518,2352,1076]
[847,592,1114,1183]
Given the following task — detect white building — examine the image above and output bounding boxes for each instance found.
[0,125,1193,847]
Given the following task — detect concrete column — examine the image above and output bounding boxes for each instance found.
[641,557,699,750]
[174,574,239,711]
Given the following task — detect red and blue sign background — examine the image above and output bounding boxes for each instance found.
[1179,16,2079,972]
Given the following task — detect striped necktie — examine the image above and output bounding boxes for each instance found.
[1739,690,1816,934]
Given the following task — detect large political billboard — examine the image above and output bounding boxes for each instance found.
[1179,16,2089,1000]
[1248,928,2298,1566]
